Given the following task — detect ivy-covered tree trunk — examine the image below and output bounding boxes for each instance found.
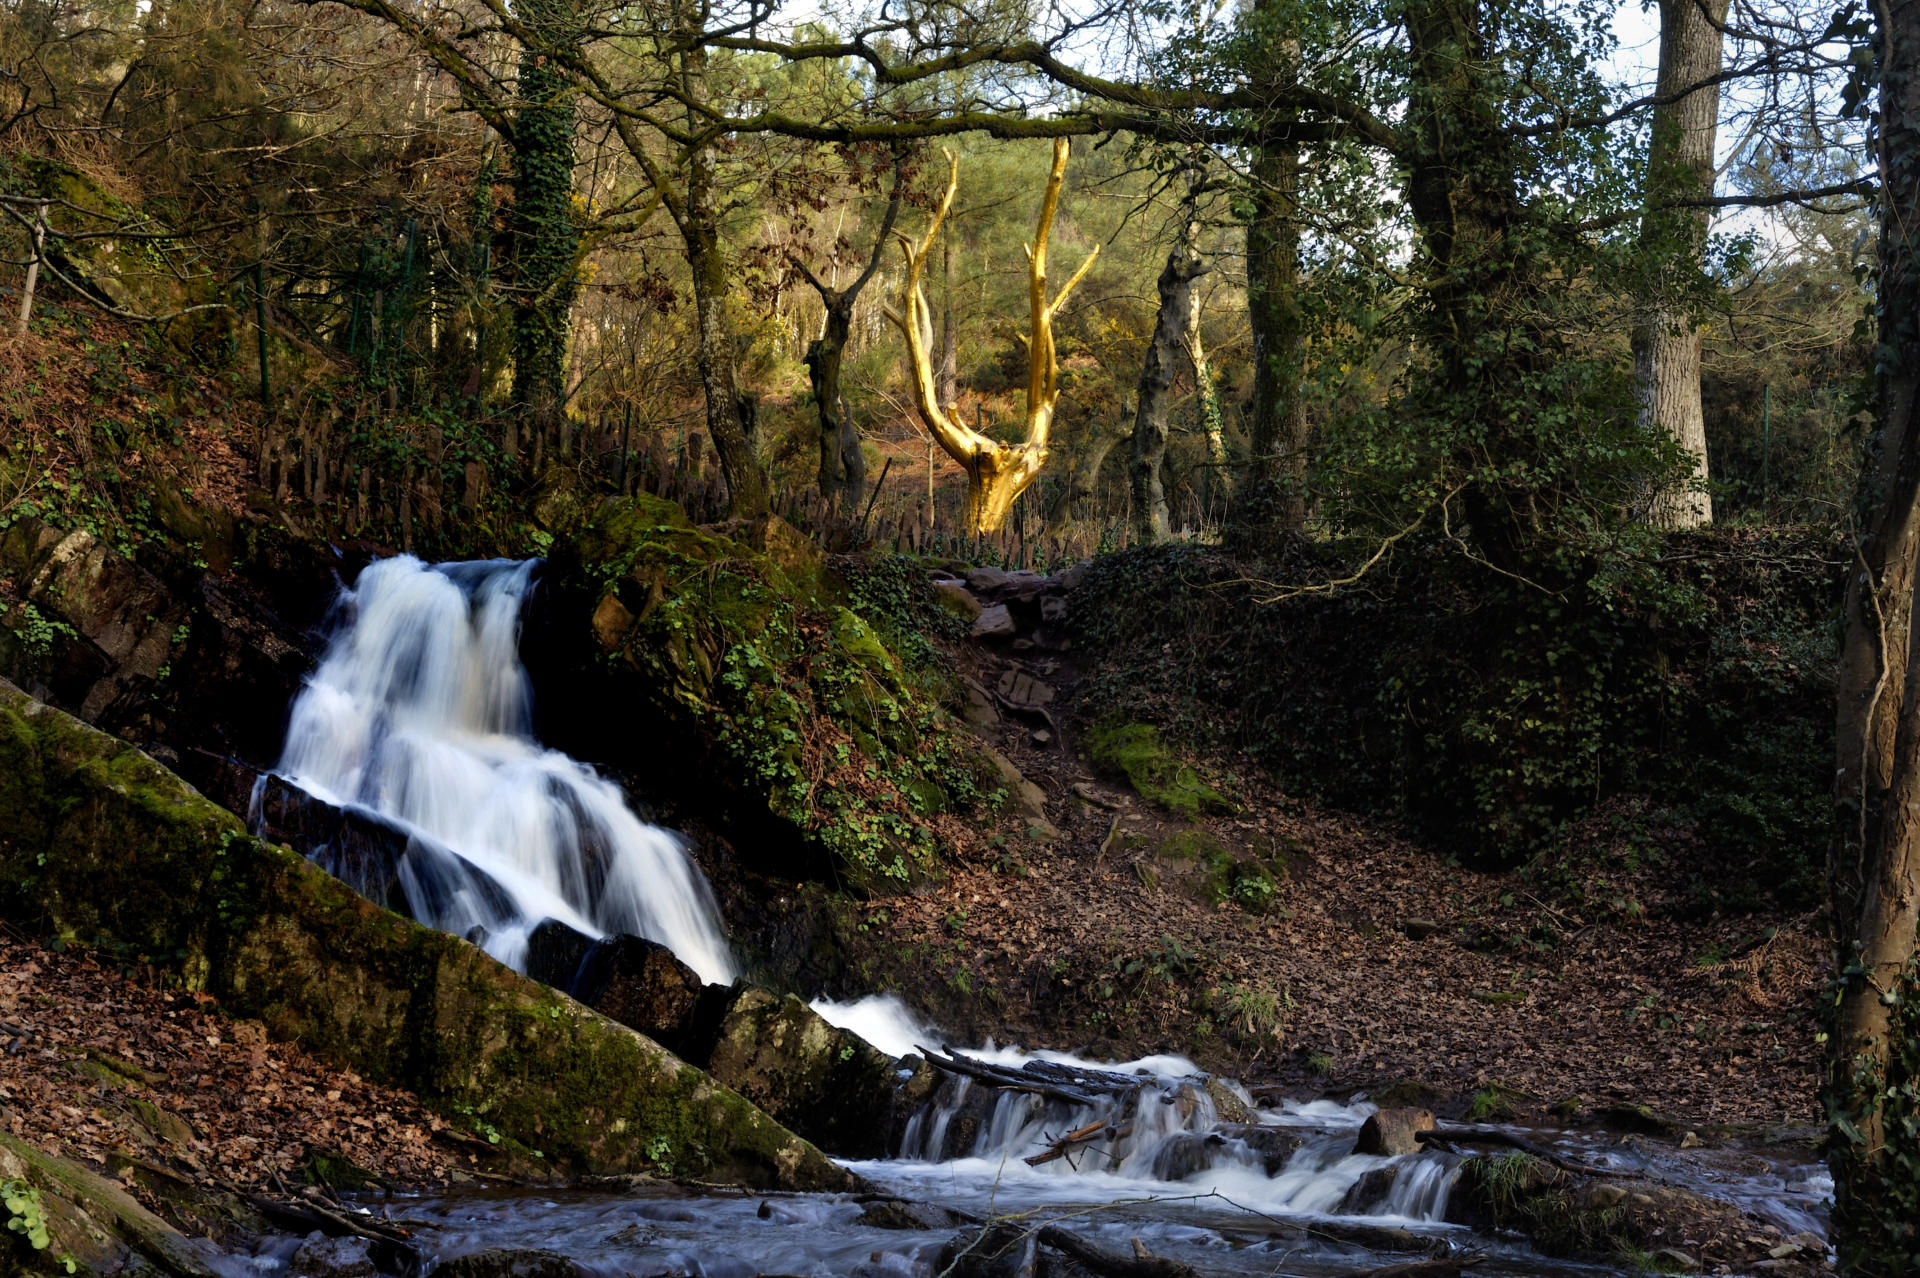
[1130,223,1207,543]
[1238,129,1309,540]
[1632,0,1728,528]
[677,38,769,519]
[508,0,581,452]
[1401,0,1543,568]
[1829,1,1920,1269]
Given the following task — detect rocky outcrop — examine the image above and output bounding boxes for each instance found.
[0,679,851,1191]
[535,496,1000,891]
[0,514,322,803]
[524,920,724,1059]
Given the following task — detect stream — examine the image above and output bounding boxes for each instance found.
[232,556,1830,1277]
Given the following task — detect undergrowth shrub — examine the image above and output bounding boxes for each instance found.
[1070,528,1837,899]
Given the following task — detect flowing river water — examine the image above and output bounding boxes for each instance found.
[235,557,1829,1277]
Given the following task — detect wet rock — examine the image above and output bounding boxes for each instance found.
[1214,1124,1303,1175]
[524,919,598,993]
[1599,1102,1682,1137]
[705,985,901,1159]
[1339,1166,1401,1214]
[1202,1078,1254,1125]
[432,1249,583,1278]
[1149,1133,1217,1181]
[292,1234,378,1278]
[253,775,516,927]
[1653,1248,1701,1273]
[1354,1107,1436,1156]
[574,934,715,1056]
[854,1199,969,1230]
[972,603,1016,640]
[1448,1154,1775,1267]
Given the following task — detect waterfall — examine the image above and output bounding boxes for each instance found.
[266,555,737,984]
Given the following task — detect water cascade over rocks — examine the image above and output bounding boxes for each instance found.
[238,556,1828,1277]
[261,555,736,983]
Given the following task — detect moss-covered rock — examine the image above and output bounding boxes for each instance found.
[546,495,998,891]
[1085,719,1230,820]
[0,679,851,1191]
[1447,1152,1787,1268]
[705,984,904,1159]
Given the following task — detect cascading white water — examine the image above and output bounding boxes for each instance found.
[268,555,737,984]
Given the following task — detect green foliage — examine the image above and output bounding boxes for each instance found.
[1071,531,1835,885]
[571,497,995,887]
[1826,956,1920,1275]
[1085,719,1230,820]
[2,1180,51,1252]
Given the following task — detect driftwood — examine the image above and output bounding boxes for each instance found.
[1418,1125,1625,1178]
[920,1045,1147,1109]
[1034,1227,1199,1278]
[246,1189,420,1275]
[1024,1118,1134,1166]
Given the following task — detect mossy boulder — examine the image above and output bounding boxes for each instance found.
[0,679,851,1191]
[1085,720,1230,820]
[542,495,998,891]
[704,985,904,1159]
[1447,1152,1790,1268]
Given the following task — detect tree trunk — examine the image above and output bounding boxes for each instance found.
[1400,0,1539,568]
[1238,130,1308,538]
[1828,2,1920,1269]
[678,42,768,519]
[1188,274,1230,504]
[1632,0,1728,528]
[805,302,864,512]
[508,0,580,447]
[1131,231,1207,543]
[938,241,958,408]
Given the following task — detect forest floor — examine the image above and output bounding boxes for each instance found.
[0,929,475,1212]
[847,605,1827,1134]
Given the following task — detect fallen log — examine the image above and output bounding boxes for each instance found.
[1035,1226,1200,1278]
[920,1045,1143,1109]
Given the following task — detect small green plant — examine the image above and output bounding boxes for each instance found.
[2,1179,72,1271]
[1306,1051,1335,1075]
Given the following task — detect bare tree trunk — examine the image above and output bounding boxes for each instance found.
[1188,275,1230,504]
[1131,225,1207,543]
[13,201,45,337]
[1633,0,1728,528]
[938,240,958,409]
[1829,2,1920,1269]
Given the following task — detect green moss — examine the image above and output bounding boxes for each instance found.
[564,497,995,890]
[0,680,851,1192]
[1085,720,1230,820]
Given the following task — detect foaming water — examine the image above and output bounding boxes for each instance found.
[266,555,736,983]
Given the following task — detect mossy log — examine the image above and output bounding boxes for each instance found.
[0,679,851,1192]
